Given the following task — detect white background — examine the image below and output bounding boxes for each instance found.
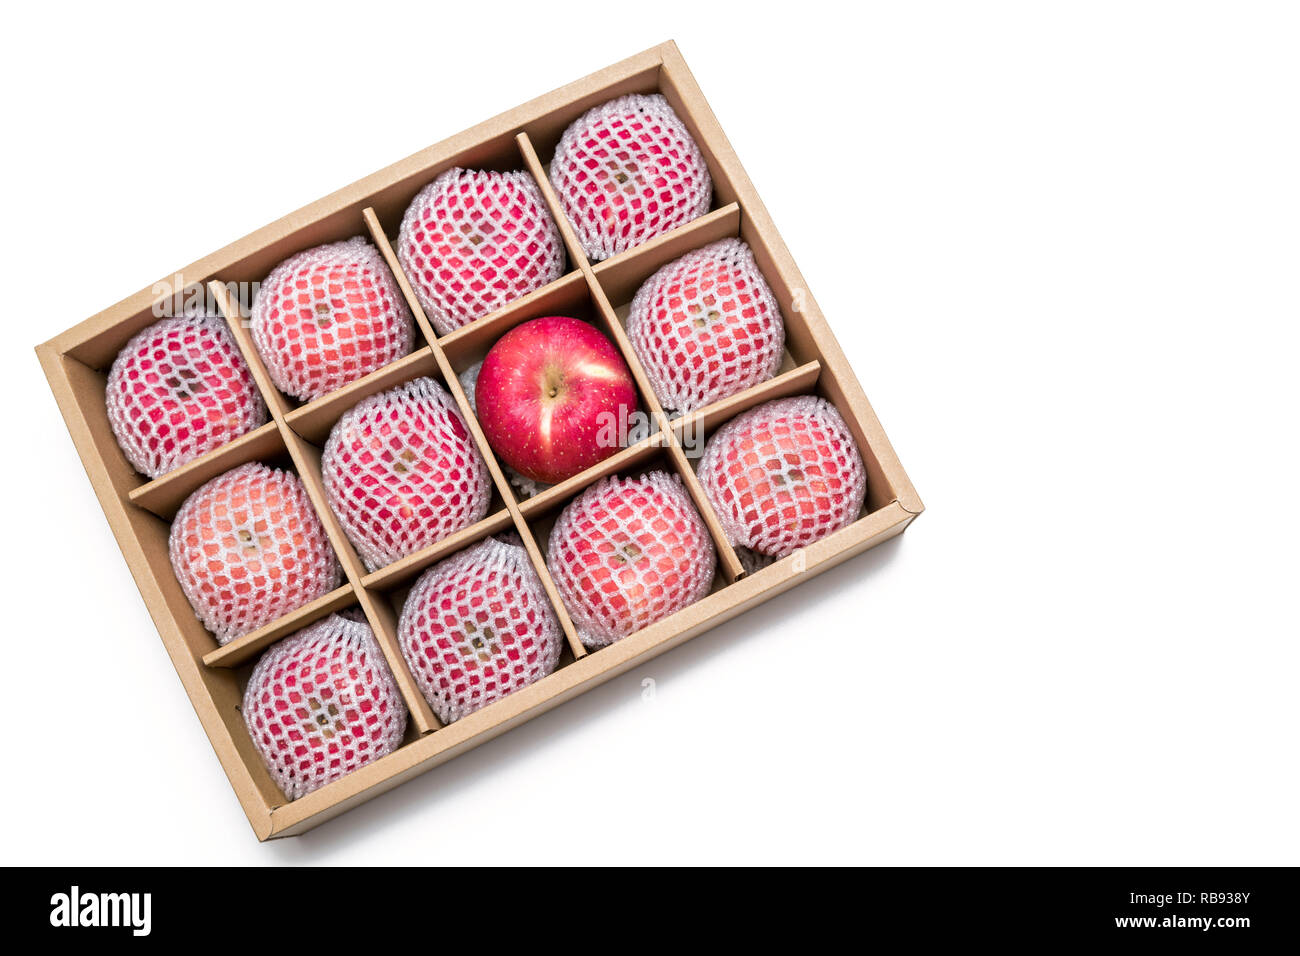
[2,1,1296,865]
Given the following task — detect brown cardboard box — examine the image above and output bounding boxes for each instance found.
[35,41,922,839]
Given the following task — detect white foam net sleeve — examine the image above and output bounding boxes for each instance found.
[321,376,492,572]
[398,534,563,723]
[549,94,712,262]
[547,471,716,648]
[105,313,269,478]
[243,612,407,800]
[398,168,566,335]
[696,396,867,558]
[627,238,785,414]
[169,462,343,644]
[251,237,415,401]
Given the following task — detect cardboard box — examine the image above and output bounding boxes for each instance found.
[35,41,923,839]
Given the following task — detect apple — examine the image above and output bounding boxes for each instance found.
[475,315,639,484]
[244,613,407,800]
[547,472,717,647]
[696,396,868,558]
[169,463,342,644]
[398,535,563,723]
[627,238,785,413]
[251,237,414,401]
[397,168,565,335]
[549,93,712,261]
[105,314,268,478]
[321,377,491,572]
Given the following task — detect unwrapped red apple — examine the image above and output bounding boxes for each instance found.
[475,316,639,484]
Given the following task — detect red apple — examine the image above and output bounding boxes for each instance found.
[547,472,717,647]
[106,314,268,478]
[321,377,491,572]
[475,315,639,484]
[397,168,565,335]
[169,463,342,644]
[251,237,415,401]
[244,613,407,800]
[549,93,713,261]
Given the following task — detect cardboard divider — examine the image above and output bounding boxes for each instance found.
[281,347,440,445]
[435,270,592,375]
[661,437,746,584]
[215,271,446,731]
[672,360,823,458]
[201,584,357,669]
[207,281,294,422]
[579,269,745,583]
[359,508,516,593]
[591,203,742,303]
[400,305,588,661]
[362,207,440,347]
[431,325,596,659]
[514,133,748,584]
[278,428,441,734]
[515,132,590,270]
[517,431,670,520]
[127,421,285,520]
